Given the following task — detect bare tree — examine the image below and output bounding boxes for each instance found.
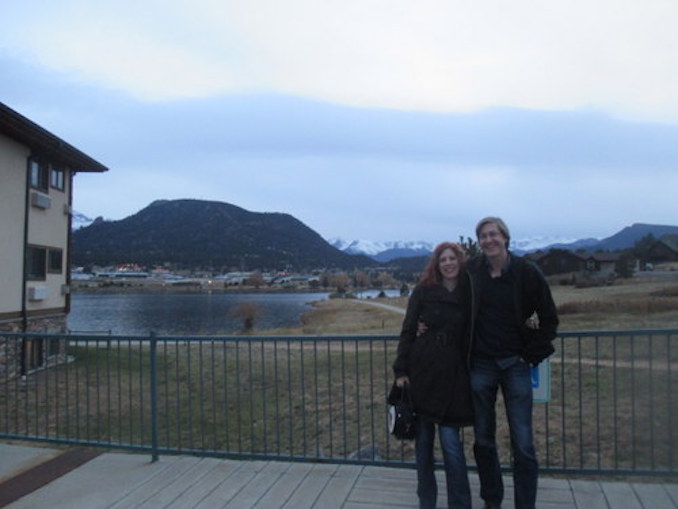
[229,301,262,333]
[246,270,265,288]
[330,273,350,295]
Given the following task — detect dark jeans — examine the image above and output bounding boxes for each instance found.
[415,417,472,509]
[470,356,538,509]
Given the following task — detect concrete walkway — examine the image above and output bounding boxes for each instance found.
[0,443,676,508]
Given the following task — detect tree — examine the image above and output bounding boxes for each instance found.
[353,270,370,289]
[319,271,332,289]
[330,273,350,295]
[246,270,265,288]
[631,234,656,268]
[460,236,479,258]
[615,252,635,279]
[376,272,398,288]
[229,301,262,333]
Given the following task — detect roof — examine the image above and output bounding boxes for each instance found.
[585,252,620,262]
[531,250,620,262]
[658,234,678,252]
[0,102,108,173]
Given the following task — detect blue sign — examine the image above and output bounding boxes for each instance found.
[531,360,551,402]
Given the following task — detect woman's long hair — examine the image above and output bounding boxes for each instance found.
[419,242,467,287]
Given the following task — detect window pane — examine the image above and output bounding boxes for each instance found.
[29,161,41,188]
[29,160,48,191]
[26,246,47,280]
[50,166,65,191]
[48,249,63,273]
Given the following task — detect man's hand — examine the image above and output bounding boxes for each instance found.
[522,340,554,366]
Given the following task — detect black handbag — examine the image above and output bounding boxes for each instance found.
[387,382,416,440]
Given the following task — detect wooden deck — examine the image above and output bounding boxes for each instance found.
[1,443,676,508]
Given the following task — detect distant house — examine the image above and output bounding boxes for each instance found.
[648,234,678,263]
[580,252,619,277]
[0,102,107,375]
[530,249,583,276]
[530,249,620,277]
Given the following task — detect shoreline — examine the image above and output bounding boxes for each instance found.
[71,282,333,295]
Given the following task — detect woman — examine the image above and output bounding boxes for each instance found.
[392,242,473,509]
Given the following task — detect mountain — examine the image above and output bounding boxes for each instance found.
[539,223,678,253]
[510,236,583,254]
[330,236,579,260]
[332,223,678,261]
[72,199,375,271]
[329,239,434,262]
[591,223,678,251]
[71,211,96,230]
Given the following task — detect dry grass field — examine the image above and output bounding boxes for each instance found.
[274,267,678,336]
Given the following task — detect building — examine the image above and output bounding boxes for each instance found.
[648,234,678,263]
[0,102,108,375]
[530,249,620,278]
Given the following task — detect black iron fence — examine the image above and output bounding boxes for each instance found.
[0,330,675,477]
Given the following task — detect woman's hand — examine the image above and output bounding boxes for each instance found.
[416,321,428,336]
[395,376,410,388]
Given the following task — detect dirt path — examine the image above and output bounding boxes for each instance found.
[355,300,406,315]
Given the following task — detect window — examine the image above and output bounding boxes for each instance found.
[48,249,63,273]
[29,160,49,192]
[50,165,65,191]
[26,246,64,279]
[26,246,47,280]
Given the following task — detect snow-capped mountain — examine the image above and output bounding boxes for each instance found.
[510,236,582,253]
[71,211,96,230]
[329,238,434,262]
[331,236,585,261]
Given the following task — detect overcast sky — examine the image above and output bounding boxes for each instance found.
[1,0,676,244]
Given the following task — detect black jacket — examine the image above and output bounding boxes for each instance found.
[393,276,473,426]
[467,253,559,365]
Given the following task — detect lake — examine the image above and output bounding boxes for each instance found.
[67,292,331,336]
[67,289,401,336]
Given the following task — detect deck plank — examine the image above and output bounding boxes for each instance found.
[570,480,609,509]
[633,483,678,509]
[600,481,643,509]
[2,445,678,509]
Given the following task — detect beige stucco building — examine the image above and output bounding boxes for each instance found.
[0,102,107,374]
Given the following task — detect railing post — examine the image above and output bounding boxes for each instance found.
[150,331,159,462]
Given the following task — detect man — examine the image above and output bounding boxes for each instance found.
[468,217,559,509]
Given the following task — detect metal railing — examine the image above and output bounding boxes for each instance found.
[0,330,675,477]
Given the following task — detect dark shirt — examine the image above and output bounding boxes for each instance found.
[473,261,523,358]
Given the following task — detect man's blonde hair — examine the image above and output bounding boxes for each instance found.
[475,216,511,248]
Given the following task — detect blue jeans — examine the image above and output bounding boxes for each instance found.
[471,357,538,509]
[415,417,471,509]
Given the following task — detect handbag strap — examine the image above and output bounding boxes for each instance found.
[401,383,415,411]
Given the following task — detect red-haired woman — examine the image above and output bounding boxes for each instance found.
[393,242,473,509]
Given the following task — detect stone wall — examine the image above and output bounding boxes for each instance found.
[0,314,68,379]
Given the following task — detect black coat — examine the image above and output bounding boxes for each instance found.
[393,277,473,427]
[467,253,559,365]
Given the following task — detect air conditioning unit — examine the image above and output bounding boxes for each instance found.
[31,192,52,210]
[28,286,49,301]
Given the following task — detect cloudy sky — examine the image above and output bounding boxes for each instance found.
[1,0,676,245]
